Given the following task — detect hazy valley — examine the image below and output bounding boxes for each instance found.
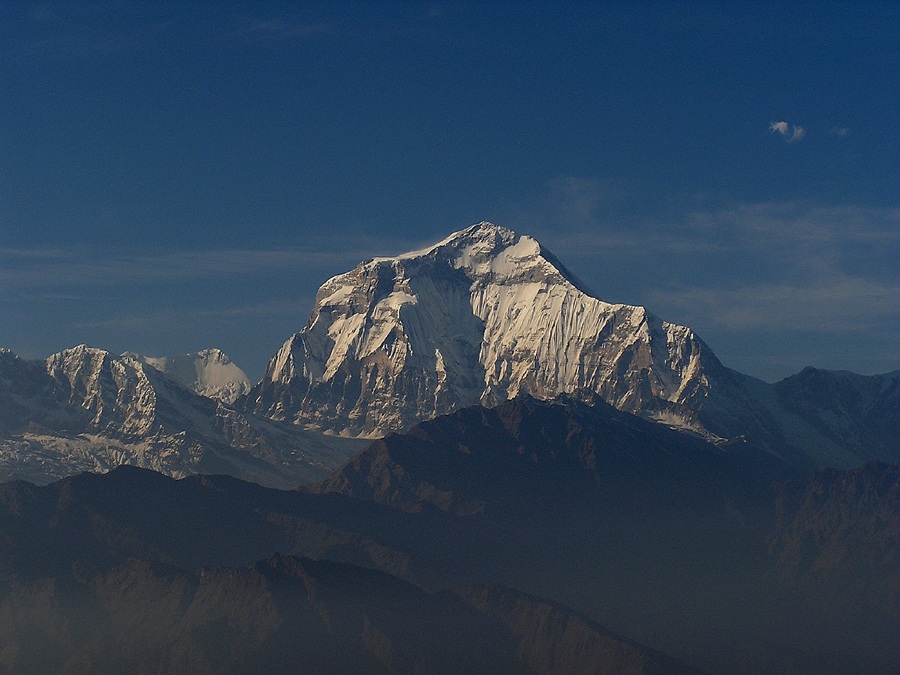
[0,224,897,674]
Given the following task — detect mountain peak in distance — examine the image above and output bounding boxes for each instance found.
[245,222,719,439]
[372,221,593,294]
[125,348,251,404]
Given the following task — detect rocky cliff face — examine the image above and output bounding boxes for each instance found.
[0,346,364,487]
[46,345,205,438]
[246,222,722,438]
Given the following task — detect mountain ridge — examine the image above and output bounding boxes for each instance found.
[0,346,365,487]
[245,222,722,439]
[2,222,898,480]
[0,550,699,675]
[0,402,895,673]
[241,222,899,469]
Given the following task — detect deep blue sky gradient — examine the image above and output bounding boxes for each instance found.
[2,1,898,381]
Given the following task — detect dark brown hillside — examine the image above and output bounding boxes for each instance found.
[0,554,699,675]
[0,397,896,673]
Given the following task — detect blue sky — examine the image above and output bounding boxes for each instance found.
[1,1,897,382]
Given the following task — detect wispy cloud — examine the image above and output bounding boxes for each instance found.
[0,246,404,290]
[503,176,633,237]
[684,202,900,246]
[769,121,806,142]
[71,299,315,331]
[829,126,851,138]
[10,5,332,62]
[647,277,900,333]
[535,200,900,260]
[509,177,900,284]
[543,177,627,226]
[0,249,330,288]
[506,181,899,366]
[11,4,183,61]
[538,230,730,259]
[28,4,61,24]
[0,248,75,260]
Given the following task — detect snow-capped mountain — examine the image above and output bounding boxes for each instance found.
[0,346,365,486]
[247,222,721,437]
[124,348,251,404]
[244,222,899,468]
[3,224,896,478]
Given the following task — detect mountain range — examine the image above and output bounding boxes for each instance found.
[2,223,897,484]
[0,345,365,487]
[0,222,897,673]
[0,397,895,673]
[244,222,898,469]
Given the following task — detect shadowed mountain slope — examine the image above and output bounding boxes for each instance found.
[0,396,897,673]
[0,553,698,675]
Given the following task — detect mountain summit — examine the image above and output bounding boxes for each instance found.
[246,222,721,438]
[124,348,251,404]
[1,223,897,477]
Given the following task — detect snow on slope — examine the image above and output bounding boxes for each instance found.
[246,222,721,438]
[125,348,251,404]
[0,346,365,486]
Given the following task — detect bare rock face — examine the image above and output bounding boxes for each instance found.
[47,345,167,437]
[246,223,721,438]
[0,346,364,487]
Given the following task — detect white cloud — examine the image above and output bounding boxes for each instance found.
[769,120,805,142]
[830,127,851,137]
[515,194,900,359]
